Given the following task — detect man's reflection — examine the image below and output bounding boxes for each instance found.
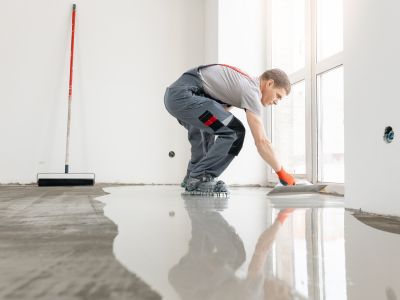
[169,195,301,300]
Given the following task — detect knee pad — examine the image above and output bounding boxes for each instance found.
[227,117,246,156]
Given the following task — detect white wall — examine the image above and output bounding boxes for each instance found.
[0,0,204,184]
[204,0,219,63]
[216,0,270,186]
[344,0,400,215]
[1,0,272,186]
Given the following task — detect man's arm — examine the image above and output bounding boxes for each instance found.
[246,110,295,185]
[245,110,282,172]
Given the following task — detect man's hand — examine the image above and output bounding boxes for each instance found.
[276,167,295,186]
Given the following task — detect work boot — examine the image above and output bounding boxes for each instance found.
[185,174,230,197]
[181,174,189,188]
[185,173,216,193]
[214,180,229,193]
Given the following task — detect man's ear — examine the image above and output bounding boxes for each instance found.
[267,79,275,87]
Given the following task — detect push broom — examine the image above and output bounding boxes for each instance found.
[37,4,95,186]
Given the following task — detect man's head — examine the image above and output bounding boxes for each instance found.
[259,69,291,106]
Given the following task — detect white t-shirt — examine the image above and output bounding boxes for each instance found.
[199,65,263,116]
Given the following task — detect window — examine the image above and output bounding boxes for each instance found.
[272,81,306,175]
[317,67,344,183]
[271,0,305,74]
[267,0,344,184]
[317,0,343,61]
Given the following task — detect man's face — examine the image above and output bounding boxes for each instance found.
[261,80,287,106]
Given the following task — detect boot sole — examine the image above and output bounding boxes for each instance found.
[182,191,230,198]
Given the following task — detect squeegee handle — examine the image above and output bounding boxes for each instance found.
[65,4,76,173]
[69,4,76,99]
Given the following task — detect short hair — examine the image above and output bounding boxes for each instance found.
[260,69,291,95]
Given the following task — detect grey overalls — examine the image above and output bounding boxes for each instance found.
[164,66,246,178]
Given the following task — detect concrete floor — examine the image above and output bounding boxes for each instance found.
[1,185,399,300]
[0,185,160,300]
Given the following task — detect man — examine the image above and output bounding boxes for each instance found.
[164,64,295,196]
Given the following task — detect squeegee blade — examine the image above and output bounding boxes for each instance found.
[37,173,95,186]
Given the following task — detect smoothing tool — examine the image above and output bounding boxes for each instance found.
[267,180,327,196]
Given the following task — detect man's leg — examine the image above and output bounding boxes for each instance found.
[165,86,245,195]
[189,112,245,179]
[174,99,246,193]
[178,121,213,187]
[202,130,215,154]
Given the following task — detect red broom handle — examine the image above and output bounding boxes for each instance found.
[69,4,76,99]
[65,4,76,174]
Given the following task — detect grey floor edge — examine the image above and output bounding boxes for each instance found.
[0,185,161,300]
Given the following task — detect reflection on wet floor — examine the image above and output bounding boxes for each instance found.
[96,186,400,300]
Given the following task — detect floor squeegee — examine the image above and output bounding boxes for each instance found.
[37,4,95,186]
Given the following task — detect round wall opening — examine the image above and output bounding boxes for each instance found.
[383,126,394,143]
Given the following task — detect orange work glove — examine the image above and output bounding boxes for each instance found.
[276,167,295,186]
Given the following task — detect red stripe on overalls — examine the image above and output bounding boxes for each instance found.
[204,116,217,126]
[200,64,251,78]
[219,64,251,78]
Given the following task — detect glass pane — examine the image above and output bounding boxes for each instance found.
[317,67,344,183]
[272,81,306,175]
[317,0,343,61]
[271,0,305,73]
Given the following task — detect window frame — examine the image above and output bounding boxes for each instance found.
[265,0,344,193]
